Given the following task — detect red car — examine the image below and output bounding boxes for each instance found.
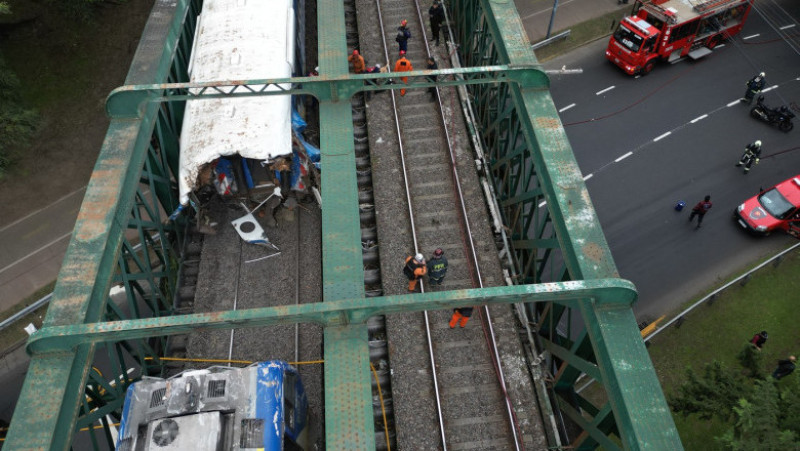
[735,176,800,235]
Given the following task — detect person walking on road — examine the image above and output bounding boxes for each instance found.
[348,49,365,74]
[429,1,445,46]
[394,51,413,96]
[742,72,766,104]
[395,19,411,53]
[771,356,796,380]
[404,253,427,292]
[426,57,438,100]
[736,140,762,174]
[427,248,448,286]
[688,195,713,229]
[449,307,473,328]
[749,330,768,350]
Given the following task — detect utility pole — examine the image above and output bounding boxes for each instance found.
[545,0,559,39]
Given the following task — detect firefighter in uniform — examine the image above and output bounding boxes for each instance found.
[736,140,762,173]
[742,72,766,104]
[348,49,365,74]
[394,51,413,96]
[404,253,427,291]
[449,307,473,328]
[427,248,448,285]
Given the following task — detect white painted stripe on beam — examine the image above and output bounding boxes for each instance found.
[653,131,671,142]
[762,85,778,92]
[538,201,547,208]
[583,173,593,181]
[559,103,576,113]
[743,34,759,40]
[690,114,708,123]
[779,24,796,30]
[615,152,633,162]
[727,100,741,107]
[596,86,615,95]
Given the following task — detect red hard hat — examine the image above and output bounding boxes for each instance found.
[399,50,406,55]
[401,20,407,26]
[353,49,359,55]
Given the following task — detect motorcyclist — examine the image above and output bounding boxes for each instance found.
[741,72,766,104]
[736,140,762,174]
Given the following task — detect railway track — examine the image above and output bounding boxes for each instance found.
[351,0,542,448]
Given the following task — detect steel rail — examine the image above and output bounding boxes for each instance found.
[411,2,524,449]
[372,0,449,448]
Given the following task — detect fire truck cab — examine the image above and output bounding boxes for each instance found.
[606,0,752,75]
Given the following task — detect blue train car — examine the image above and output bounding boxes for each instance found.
[116,361,308,450]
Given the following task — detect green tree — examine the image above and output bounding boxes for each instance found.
[0,3,39,177]
[716,380,800,450]
[737,343,767,379]
[669,361,751,422]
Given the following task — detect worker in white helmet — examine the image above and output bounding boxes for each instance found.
[403,253,427,292]
[736,140,763,174]
[742,72,766,104]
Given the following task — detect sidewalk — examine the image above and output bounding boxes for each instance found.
[514,0,626,44]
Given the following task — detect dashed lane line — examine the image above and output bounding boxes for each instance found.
[559,103,576,113]
[690,114,708,123]
[615,151,633,162]
[779,24,795,30]
[653,131,671,142]
[596,86,615,95]
[743,33,760,40]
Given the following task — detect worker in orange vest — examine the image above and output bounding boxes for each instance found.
[449,307,473,328]
[403,253,427,291]
[348,49,365,74]
[393,50,413,96]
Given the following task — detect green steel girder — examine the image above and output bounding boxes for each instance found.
[105,65,549,118]
[26,280,637,355]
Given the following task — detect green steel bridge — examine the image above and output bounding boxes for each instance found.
[4,0,682,449]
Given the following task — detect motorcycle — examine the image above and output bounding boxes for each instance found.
[750,96,795,132]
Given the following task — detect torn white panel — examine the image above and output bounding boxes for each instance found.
[179,0,296,204]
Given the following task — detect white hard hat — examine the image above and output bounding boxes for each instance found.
[375,63,381,69]
[754,140,762,147]
[414,253,424,262]
[759,72,765,77]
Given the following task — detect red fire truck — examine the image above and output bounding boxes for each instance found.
[605,0,752,75]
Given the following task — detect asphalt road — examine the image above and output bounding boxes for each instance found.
[543,8,800,320]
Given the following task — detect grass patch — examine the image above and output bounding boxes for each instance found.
[647,250,800,449]
[534,9,630,62]
[0,281,55,351]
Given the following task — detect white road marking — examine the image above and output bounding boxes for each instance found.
[0,186,87,233]
[653,131,671,142]
[596,86,615,95]
[690,114,708,123]
[521,0,579,20]
[716,44,726,48]
[762,85,778,92]
[583,174,593,181]
[559,103,576,113]
[779,24,796,30]
[727,100,741,107]
[615,152,633,162]
[0,232,73,275]
[743,34,759,40]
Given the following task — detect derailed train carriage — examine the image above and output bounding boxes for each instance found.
[173,0,319,239]
[116,361,309,450]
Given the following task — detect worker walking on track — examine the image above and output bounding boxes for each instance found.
[404,253,427,291]
[427,248,448,285]
[429,1,445,46]
[449,307,473,328]
[394,51,413,96]
[348,49,365,74]
[395,19,411,53]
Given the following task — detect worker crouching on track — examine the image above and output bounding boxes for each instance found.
[404,253,427,291]
[449,307,473,328]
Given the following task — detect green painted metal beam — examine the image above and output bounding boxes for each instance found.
[315,0,372,448]
[105,65,549,118]
[26,280,636,354]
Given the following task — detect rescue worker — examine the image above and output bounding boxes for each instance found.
[736,140,762,173]
[427,248,448,285]
[429,1,445,46]
[395,19,411,53]
[404,253,427,291]
[348,49,366,74]
[426,57,438,100]
[742,72,766,104]
[394,51,413,96]
[449,307,473,328]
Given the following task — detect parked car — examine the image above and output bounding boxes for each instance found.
[735,175,800,235]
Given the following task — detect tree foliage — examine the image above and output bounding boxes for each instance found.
[668,360,750,422]
[0,6,39,177]
[737,344,767,379]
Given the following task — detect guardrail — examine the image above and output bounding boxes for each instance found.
[531,30,571,50]
[644,241,800,343]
